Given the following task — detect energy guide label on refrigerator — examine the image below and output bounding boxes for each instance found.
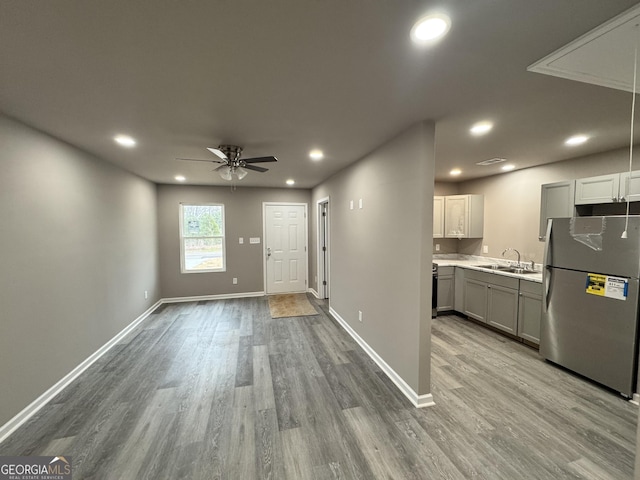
[585,273,628,300]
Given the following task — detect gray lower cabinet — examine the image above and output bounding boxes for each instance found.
[463,269,520,335]
[437,266,455,312]
[517,280,542,344]
[487,284,519,335]
[463,278,488,323]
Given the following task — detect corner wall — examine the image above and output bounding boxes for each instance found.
[0,115,160,426]
[311,121,435,397]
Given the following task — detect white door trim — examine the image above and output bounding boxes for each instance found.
[316,196,330,299]
[262,202,309,295]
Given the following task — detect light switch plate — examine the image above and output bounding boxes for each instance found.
[359,198,363,209]
[250,237,260,244]
[350,200,354,210]
[239,237,244,244]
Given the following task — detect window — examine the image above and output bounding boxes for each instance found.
[179,204,226,273]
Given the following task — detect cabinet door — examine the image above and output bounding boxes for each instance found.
[454,267,465,312]
[518,291,542,344]
[539,180,575,241]
[620,171,640,202]
[437,274,454,311]
[575,174,620,205]
[433,196,444,238]
[463,278,487,322]
[445,195,468,238]
[487,285,519,335]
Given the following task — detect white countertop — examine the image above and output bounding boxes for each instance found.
[433,255,543,283]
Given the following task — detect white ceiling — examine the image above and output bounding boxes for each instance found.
[1,1,639,187]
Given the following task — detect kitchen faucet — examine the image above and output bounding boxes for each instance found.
[502,248,521,267]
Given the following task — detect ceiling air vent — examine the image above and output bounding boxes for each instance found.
[476,157,507,166]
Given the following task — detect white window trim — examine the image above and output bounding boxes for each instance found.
[179,203,226,273]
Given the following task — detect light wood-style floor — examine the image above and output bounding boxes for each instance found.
[1,296,637,479]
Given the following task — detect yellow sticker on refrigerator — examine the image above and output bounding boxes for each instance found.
[586,273,628,300]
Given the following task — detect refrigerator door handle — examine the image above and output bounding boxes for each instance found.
[542,219,552,313]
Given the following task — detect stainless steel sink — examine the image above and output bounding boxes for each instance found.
[476,264,538,274]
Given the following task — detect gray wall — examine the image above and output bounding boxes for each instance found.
[311,121,435,396]
[0,115,160,426]
[157,185,311,298]
[439,147,632,262]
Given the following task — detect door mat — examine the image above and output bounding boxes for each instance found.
[268,293,319,318]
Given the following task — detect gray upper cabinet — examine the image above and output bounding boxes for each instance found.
[433,196,444,238]
[575,171,640,205]
[575,173,620,205]
[539,180,575,241]
[444,194,484,239]
[620,171,640,202]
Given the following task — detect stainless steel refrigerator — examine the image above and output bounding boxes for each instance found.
[541,216,640,397]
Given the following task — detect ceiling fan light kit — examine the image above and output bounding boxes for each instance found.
[179,144,277,181]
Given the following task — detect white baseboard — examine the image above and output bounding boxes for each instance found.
[630,393,639,406]
[328,307,435,409]
[0,299,162,445]
[161,291,264,303]
[308,288,319,299]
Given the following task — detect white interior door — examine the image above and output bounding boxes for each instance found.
[264,203,307,294]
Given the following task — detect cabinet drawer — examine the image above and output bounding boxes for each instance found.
[438,266,454,276]
[464,268,519,289]
[519,279,542,296]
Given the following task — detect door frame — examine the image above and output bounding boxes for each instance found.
[262,202,309,295]
[316,196,330,299]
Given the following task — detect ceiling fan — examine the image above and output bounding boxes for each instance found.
[178,144,277,180]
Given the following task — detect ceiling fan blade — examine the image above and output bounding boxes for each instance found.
[177,157,225,164]
[243,164,269,173]
[242,156,278,163]
[207,147,228,160]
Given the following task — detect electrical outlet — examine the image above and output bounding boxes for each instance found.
[144,290,148,299]
[482,245,489,254]
[233,278,238,285]
[435,244,440,251]
[358,310,363,322]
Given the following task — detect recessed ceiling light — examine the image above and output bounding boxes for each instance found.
[309,149,324,160]
[450,168,462,176]
[286,179,295,186]
[411,14,451,45]
[175,175,186,182]
[501,164,515,171]
[470,121,493,136]
[565,134,589,146]
[114,134,136,148]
